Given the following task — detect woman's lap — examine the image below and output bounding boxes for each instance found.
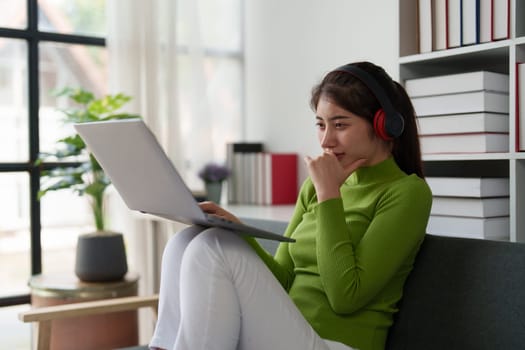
[151,226,353,350]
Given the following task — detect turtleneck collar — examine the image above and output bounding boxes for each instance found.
[346,157,405,185]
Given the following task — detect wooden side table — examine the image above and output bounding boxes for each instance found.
[29,272,139,350]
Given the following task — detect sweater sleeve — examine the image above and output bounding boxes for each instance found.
[245,180,312,290]
[316,176,432,314]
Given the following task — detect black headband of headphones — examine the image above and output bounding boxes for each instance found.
[333,64,397,118]
[332,64,405,138]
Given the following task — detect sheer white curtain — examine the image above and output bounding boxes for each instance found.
[105,0,213,343]
[105,0,243,330]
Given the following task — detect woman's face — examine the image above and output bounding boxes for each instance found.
[315,96,391,168]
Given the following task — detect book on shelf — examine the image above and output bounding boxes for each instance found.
[226,142,264,204]
[426,177,509,197]
[518,62,525,151]
[226,145,298,205]
[412,0,510,54]
[418,0,432,53]
[461,0,480,46]
[263,153,298,205]
[446,0,461,48]
[411,90,509,116]
[431,196,509,218]
[417,112,508,135]
[492,0,510,41]
[399,0,419,56]
[432,0,447,51]
[405,71,509,98]
[479,0,492,43]
[420,132,508,154]
[427,215,509,240]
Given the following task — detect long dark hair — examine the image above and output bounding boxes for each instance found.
[310,61,424,178]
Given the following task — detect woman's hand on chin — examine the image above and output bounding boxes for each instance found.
[304,151,366,202]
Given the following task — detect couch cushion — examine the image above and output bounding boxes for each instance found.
[386,234,525,349]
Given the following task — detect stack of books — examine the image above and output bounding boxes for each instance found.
[418,0,510,53]
[226,142,298,205]
[405,70,509,154]
[426,177,509,240]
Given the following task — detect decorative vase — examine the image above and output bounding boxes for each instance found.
[75,231,128,282]
[205,181,223,203]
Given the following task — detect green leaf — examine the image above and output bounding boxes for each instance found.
[40,86,142,230]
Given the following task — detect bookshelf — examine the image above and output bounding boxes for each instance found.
[399,0,525,242]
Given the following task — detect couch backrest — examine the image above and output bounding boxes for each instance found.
[386,234,525,349]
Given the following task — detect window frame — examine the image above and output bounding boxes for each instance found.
[0,0,105,307]
[0,0,245,308]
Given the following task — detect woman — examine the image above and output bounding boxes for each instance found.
[150,61,432,350]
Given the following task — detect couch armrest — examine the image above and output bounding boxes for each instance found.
[18,295,159,350]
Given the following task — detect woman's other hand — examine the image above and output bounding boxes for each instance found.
[199,201,242,223]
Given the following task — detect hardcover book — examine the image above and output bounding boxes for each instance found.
[446,0,461,48]
[418,0,432,53]
[431,196,509,217]
[412,90,509,116]
[420,133,508,154]
[427,215,509,240]
[405,71,509,98]
[417,112,508,135]
[426,177,509,197]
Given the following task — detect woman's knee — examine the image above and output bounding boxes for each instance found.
[162,225,205,262]
[181,228,252,271]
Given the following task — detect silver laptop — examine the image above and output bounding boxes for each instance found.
[74,118,294,242]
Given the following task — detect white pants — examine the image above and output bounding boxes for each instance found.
[149,226,354,350]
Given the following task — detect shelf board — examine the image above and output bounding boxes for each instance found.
[399,42,510,79]
[515,37,525,45]
[422,153,511,161]
[399,40,511,64]
[423,152,525,161]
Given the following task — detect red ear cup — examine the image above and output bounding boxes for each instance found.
[373,109,393,141]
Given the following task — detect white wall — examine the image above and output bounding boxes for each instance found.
[244,0,399,183]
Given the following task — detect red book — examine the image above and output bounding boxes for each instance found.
[263,153,298,205]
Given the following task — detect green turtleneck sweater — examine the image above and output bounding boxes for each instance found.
[247,157,432,350]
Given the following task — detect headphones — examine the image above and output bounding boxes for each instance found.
[333,64,405,140]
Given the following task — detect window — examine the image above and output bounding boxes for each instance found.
[0,1,107,348]
[0,0,243,348]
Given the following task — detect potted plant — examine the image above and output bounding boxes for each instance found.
[38,87,140,282]
[198,162,230,203]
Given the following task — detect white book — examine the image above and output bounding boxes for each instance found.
[431,196,509,217]
[420,133,508,154]
[417,112,508,135]
[255,152,265,205]
[426,177,509,197]
[412,90,509,116]
[462,0,479,46]
[263,153,272,205]
[226,143,235,203]
[233,152,244,204]
[479,0,492,43]
[518,63,525,151]
[492,0,509,40]
[447,0,461,48]
[419,0,432,53]
[405,71,509,98]
[432,0,447,50]
[427,215,509,240]
[246,153,257,204]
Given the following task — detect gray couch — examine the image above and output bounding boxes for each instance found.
[247,218,525,349]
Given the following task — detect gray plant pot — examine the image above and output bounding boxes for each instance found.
[75,231,128,282]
